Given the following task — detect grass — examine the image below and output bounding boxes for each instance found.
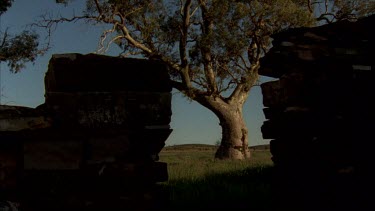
[157,145,274,210]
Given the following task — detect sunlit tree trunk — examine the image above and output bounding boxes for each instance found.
[215,105,250,160]
[196,95,251,160]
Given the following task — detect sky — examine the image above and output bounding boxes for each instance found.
[0,0,273,146]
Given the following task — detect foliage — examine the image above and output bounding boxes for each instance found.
[42,0,315,97]
[309,0,375,23]
[0,0,13,15]
[0,31,39,72]
[0,0,42,72]
[83,0,314,96]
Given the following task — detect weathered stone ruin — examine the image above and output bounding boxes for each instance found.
[0,53,172,210]
[260,15,374,210]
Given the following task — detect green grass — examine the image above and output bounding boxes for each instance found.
[158,146,274,210]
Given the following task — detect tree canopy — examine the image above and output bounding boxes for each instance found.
[0,0,41,72]
[0,0,13,15]
[74,0,315,97]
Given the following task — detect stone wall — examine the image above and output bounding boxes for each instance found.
[0,53,172,210]
[259,15,374,211]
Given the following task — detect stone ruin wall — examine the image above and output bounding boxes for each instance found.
[259,15,374,210]
[0,53,172,210]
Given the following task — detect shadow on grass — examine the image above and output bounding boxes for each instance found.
[159,165,274,211]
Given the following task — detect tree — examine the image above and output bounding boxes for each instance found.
[0,0,41,72]
[307,0,375,23]
[0,0,13,15]
[40,0,315,160]
[43,0,372,160]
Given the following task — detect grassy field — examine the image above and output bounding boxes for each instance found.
[158,145,274,210]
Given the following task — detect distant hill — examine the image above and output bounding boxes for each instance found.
[162,144,270,151]
[250,144,270,150]
[163,144,217,151]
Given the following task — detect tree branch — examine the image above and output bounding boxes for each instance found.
[190,4,200,17]
[97,22,121,53]
[0,28,9,49]
[220,80,236,94]
[198,0,217,94]
[179,0,193,90]
[192,78,209,90]
[99,35,123,54]
[218,61,240,84]
[170,78,205,99]
[118,25,152,54]
[307,0,313,13]
[227,63,259,104]
[119,50,142,58]
[94,0,104,18]
[35,14,97,29]
[324,0,328,14]
[238,55,250,70]
[316,13,336,23]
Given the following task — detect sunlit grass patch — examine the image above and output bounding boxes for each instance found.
[158,147,273,210]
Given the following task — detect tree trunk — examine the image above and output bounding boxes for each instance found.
[194,94,251,160]
[214,105,251,160]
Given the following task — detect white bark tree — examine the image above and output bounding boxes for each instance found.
[40,0,316,160]
[43,0,375,160]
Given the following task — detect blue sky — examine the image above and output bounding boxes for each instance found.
[0,0,272,146]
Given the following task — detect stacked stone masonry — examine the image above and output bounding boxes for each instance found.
[260,15,374,211]
[0,53,172,210]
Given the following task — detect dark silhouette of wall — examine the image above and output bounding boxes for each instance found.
[259,15,374,211]
[0,53,172,210]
